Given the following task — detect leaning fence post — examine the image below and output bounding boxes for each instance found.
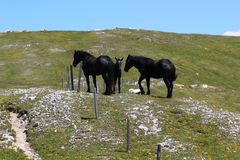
[77,62,82,92]
[61,77,64,90]
[96,82,101,93]
[127,118,131,152]
[66,66,70,90]
[93,87,99,119]
[82,81,84,91]
[156,144,161,160]
[69,65,74,90]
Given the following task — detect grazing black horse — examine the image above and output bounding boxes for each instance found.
[72,50,115,95]
[124,55,177,98]
[114,57,123,93]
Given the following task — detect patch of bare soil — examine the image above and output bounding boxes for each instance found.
[10,112,41,160]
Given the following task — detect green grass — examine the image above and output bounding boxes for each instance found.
[1,29,239,90]
[0,29,240,159]
[19,92,239,160]
[0,149,28,160]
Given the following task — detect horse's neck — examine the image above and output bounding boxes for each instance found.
[115,63,120,70]
[132,58,142,69]
[83,54,95,61]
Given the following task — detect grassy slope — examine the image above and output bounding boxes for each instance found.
[0,29,240,159]
[0,29,239,111]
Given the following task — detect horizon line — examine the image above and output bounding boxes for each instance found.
[0,27,237,37]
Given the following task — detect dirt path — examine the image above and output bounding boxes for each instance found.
[10,112,41,160]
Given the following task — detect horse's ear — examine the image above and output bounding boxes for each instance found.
[120,57,124,61]
[115,57,118,61]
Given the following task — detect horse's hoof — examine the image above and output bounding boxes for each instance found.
[103,92,110,95]
[167,95,172,98]
[147,92,150,95]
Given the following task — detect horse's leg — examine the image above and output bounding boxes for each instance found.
[92,75,97,92]
[163,77,173,98]
[118,76,121,93]
[170,82,173,98]
[85,73,90,92]
[138,75,145,94]
[109,72,115,95]
[102,74,109,95]
[113,76,117,94]
[146,77,151,95]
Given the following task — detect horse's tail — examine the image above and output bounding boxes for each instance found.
[170,68,177,82]
[171,63,177,82]
[173,73,177,81]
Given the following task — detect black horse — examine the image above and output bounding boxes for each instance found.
[124,55,177,98]
[72,50,115,95]
[114,57,123,93]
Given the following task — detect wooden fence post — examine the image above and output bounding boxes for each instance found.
[127,118,131,152]
[93,87,99,119]
[61,77,64,90]
[66,66,70,90]
[156,144,161,160]
[97,84,99,93]
[82,81,84,91]
[69,65,74,90]
[77,62,82,92]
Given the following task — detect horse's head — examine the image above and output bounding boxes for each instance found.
[124,55,133,72]
[115,57,124,68]
[72,50,85,67]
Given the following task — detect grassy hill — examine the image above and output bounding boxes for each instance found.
[0,28,240,159]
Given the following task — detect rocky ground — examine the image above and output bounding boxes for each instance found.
[0,87,240,159]
[0,110,14,147]
[127,100,163,136]
[178,97,240,138]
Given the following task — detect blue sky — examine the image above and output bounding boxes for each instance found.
[1,0,240,35]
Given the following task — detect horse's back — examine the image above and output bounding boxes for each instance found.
[95,56,114,74]
[97,56,114,66]
[145,59,176,80]
[158,59,175,70]
[158,59,176,81]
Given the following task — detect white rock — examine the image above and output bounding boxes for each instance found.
[138,124,149,132]
[128,88,141,94]
[29,96,36,100]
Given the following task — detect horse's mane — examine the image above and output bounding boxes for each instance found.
[75,50,95,58]
[130,55,154,62]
